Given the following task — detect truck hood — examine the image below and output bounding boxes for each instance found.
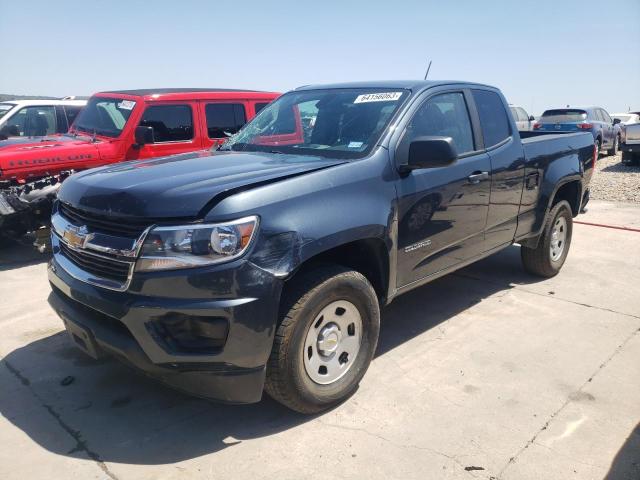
[58,150,346,218]
[0,134,91,151]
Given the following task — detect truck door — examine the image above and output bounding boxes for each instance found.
[599,109,614,147]
[133,102,201,159]
[395,90,491,287]
[471,89,525,249]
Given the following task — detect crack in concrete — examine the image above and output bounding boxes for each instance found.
[2,359,119,480]
[497,327,640,479]
[453,272,640,320]
[317,419,487,478]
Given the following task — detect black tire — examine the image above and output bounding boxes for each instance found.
[595,138,602,157]
[621,151,639,166]
[521,200,573,278]
[607,135,619,156]
[265,265,380,414]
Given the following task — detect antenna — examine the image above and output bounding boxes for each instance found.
[424,60,433,80]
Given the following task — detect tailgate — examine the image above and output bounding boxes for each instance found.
[538,122,582,132]
[624,124,640,144]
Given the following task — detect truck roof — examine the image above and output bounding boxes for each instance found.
[0,99,87,107]
[97,88,279,102]
[295,80,495,92]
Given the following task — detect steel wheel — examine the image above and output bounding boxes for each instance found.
[303,299,362,385]
[550,216,567,262]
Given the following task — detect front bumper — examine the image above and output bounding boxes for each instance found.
[620,142,639,153]
[48,250,283,404]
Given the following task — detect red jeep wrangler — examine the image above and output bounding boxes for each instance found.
[0,88,279,241]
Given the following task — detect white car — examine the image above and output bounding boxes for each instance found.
[0,99,86,138]
[509,105,536,131]
[611,112,640,125]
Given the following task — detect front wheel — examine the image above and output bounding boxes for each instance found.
[265,265,380,413]
[521,200,573,278]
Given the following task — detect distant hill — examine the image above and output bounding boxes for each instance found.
[0,94,59,102]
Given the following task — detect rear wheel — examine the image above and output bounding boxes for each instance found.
[607,135,619,156]
[521,200,573,278]
[265,265,380,413]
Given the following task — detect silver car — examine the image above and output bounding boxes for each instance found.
[509,105,535,131]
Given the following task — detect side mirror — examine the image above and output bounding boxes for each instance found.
[134,125,155,147]
[529,115,535,121]
[402,136,458,172]
[613,118,621,125]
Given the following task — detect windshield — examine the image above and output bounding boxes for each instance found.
[541,109,587,123]
[0,103,15,120]
[72,97,136,137]
[221,88,409,158]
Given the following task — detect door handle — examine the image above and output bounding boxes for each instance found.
[467,171,489,184]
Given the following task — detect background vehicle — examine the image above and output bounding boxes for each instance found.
[0,99,86,139]
[47,80,596,414]
[611,112,640,126]
[0,88,279,240]
[620,121,640,165]
[533,106,622,156]
[509,105,535,131]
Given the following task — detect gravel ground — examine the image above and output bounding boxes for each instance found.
[589,152,640,203]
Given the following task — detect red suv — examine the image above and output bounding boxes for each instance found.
[0,88,279,237]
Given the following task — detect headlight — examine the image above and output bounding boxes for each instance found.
[135,216,259,272]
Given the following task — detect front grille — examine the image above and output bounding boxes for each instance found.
[59,242,131,283]
[59,202,151,238]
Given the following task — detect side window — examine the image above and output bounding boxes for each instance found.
[600,109,612,123]
[64,106,82,127]
[518,108,529,121]
[403,92,474,155]
[592,109,604,122]
[472,90,511,148]
[205,103,246,139]
[139,104,193,142]
[254,102,270,115]
[8,106,57,136]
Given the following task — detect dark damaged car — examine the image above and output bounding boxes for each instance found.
[47,81,596,413]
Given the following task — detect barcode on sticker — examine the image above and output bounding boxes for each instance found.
[354,92,403,104]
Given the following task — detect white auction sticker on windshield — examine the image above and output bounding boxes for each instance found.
[354,92,403,104]
[118,100,136,110]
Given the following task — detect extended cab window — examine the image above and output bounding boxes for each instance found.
[205,103,246,138]
[472,90,511,148]
[140,105,193,142]
[403,92,475,155]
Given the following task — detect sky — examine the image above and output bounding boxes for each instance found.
[1,0,639,115]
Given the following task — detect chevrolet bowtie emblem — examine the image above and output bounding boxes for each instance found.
[62,225,94,249]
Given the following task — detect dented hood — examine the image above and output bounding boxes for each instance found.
[58,150,345,218]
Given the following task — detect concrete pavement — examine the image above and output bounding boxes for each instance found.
[0,199,639,480]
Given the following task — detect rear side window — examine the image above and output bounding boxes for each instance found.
[404,92,475,155]
[139,105,193,142]
[205,103,246,138]
[472,90,511,148]
[6,106,57,136]
[254,102,270,114]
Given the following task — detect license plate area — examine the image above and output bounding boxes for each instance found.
[61,315,104,360]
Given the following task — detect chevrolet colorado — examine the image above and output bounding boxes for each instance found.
[47,81,596,413]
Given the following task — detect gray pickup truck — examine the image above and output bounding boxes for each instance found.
[47,80,596,413]
[621,117,640,165]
